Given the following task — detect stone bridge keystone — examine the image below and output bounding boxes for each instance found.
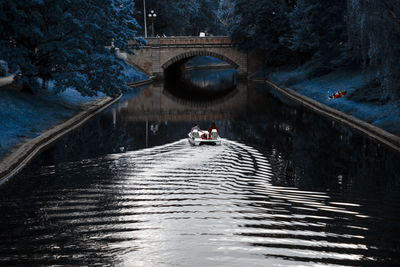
[126,36,248,80]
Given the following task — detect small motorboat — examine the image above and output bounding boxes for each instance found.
[188,128,221,146]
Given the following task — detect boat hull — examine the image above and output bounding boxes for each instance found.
[188,133,221,146]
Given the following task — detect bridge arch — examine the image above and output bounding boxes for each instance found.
[125,37,247,79]
[162,50,239,71]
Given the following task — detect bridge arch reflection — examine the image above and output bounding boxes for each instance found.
[118,82,248,122]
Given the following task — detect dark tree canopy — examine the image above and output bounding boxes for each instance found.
[289,0,347,58]
[134,0,225,36]
[227,0,295,65]
[222,0,400,100]
[1,0,399,100]
[347,0,400,99]
[0,0,142,96]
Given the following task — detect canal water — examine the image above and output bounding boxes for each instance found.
[0,67,400,266]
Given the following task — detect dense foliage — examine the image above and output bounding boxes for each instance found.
[0,0,142,96]
[134,0,225,36]
[347,0,400,99]
[224,0,400,100]
[289,0,347,59]
[1,0,399,100]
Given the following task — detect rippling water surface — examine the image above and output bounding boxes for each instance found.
[0,81,399,266]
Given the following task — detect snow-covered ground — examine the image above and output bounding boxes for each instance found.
[0,75,14,88]
[0,83,97,157]
[0,64,147,158]
[268,67,400,136]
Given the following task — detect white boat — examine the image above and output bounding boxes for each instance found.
[188,128,221,146]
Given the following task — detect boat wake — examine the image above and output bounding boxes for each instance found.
[0,138,377,266]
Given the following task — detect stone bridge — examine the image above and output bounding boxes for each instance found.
[126,36,248,79]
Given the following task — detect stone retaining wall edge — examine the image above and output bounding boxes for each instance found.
[0,95,122,185]
[264,80,400,153]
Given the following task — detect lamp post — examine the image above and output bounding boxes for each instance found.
[143,0,147,37]
[148,10,157,37]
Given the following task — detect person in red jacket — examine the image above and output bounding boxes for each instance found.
[329,89,347,99]
[208,122,219,137]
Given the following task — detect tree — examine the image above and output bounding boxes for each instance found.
[228,0,295,65]
[289,0,347,61]
[134,0,225,36]
[218,0,236,31]
[189,0,224,36]
[222,0,400,100]
[0,0,142,96]
[347,0,400,100]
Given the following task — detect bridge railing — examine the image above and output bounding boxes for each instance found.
[139,36,232,47]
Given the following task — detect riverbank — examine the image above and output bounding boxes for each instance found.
[264,67,400,137]
[249,65,400,138]
[0,82,101,158]
[249,66,400,152]
[0,95,122,183]
[262,80,400,152]
[0,70,150,181]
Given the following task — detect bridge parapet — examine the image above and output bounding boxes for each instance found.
[144,36,232,47]
[126,36,247,79]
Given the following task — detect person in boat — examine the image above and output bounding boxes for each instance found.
[208,122,219,136]
[191,124,200,131]
[191,124,208,139]
[192,124,206,138]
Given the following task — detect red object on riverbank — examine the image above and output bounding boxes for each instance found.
[329,90,347,99]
